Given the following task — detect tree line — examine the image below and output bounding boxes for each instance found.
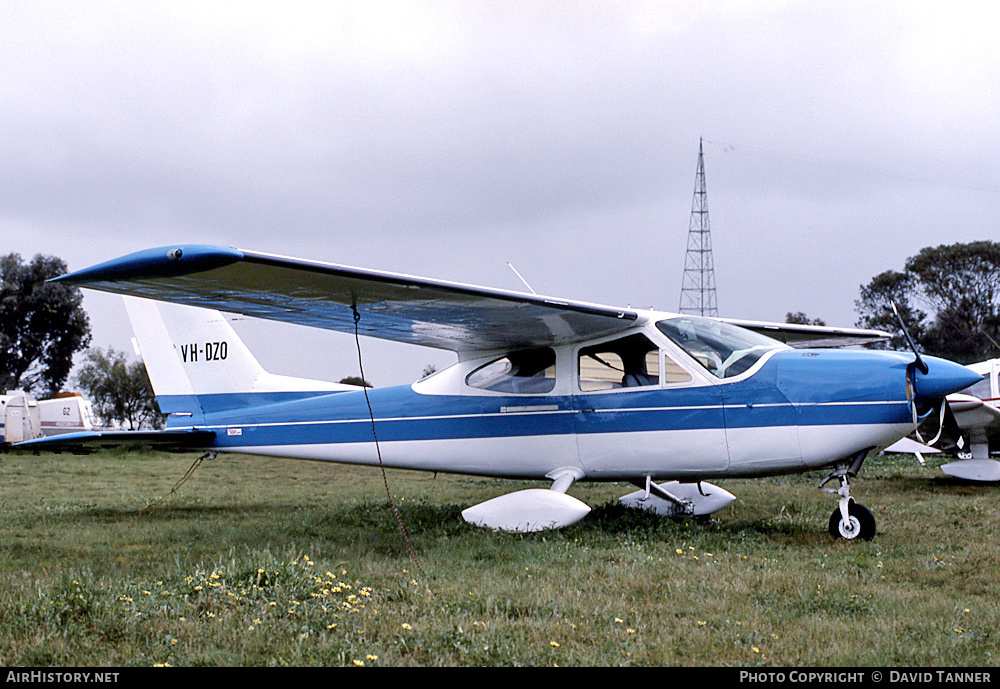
[3,241,999,429]
[2,253,160,429]
[854,241,1000,364]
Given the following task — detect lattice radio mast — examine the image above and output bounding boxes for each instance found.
[678,138,718,316]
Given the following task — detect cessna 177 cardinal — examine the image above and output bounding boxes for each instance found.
[16,245,983,540]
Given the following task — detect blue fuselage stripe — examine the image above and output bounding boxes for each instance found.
[182,402,910,448]
[162,350,919,448]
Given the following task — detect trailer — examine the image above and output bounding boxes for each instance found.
[1,391,42,445]
[38,392,98,437]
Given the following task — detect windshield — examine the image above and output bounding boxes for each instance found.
[656,317,788,379]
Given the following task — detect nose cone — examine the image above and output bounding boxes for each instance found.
[912,356,984,401]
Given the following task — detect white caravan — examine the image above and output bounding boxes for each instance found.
[38,393,99,437]
[1,391,42,444]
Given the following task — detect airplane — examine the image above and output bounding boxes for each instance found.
[14,244,984,540]
[895,358,1000,482]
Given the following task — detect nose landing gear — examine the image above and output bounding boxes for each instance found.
[827,496,876,540]
[820,457,876,541]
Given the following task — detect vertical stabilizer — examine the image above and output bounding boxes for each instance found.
[123,297,353,418]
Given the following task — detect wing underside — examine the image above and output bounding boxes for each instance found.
[56,245,886,352]
[720,317,889,348]
[56,245,638,353]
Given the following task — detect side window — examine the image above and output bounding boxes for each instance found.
[662,351,693,384]
[466,348,556,394]
[578,333,690,391]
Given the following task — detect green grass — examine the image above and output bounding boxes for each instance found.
[1,449,999,666]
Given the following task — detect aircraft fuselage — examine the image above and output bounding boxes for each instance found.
[166,343,963,483]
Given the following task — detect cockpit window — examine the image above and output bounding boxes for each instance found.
[578,333,692,391]
[656,317,788,379]
[466,347,556,394]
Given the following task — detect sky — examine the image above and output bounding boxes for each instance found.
[2,1,998,387]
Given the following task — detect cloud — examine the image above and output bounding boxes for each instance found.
[2,1,997,383]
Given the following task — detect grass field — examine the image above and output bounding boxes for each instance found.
[1,448,999,667]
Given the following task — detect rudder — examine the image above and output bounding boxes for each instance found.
[123,297,352,418]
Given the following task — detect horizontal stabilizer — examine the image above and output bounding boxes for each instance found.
[462,489,591,532]
[12,429,216,454]
[619,481,736,517]
[940,459,1000,482]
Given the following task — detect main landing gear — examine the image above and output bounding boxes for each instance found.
[820,454,876,541]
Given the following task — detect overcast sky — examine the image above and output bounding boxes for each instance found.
[2,1,998,386]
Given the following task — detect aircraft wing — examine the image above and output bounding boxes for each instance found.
[54,245,638,353]
[719,318,890,348]
[12,429,216,454]
[947,393,1000,430]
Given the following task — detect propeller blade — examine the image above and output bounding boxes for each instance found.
[891,300,928,374]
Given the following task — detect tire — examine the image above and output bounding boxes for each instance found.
[828,501,876,541]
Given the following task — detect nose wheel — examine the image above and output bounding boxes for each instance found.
[821,466,876,541]
[827,499,876,540]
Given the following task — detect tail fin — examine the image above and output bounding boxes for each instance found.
[123,297,352,418]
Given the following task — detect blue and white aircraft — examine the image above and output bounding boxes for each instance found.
[16,245,983,540]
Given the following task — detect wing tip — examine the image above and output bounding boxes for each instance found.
[54,245,245,285]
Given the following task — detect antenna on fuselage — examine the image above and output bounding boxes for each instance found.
[507,262,537,295]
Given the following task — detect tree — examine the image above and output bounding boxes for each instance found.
[0,253,91,396]
[338,376,372,388]
[75,347,164,430]
[906,241,1000,363]
[786,312,826,326]
[856,241,1000,363]
[855,270,928,351]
